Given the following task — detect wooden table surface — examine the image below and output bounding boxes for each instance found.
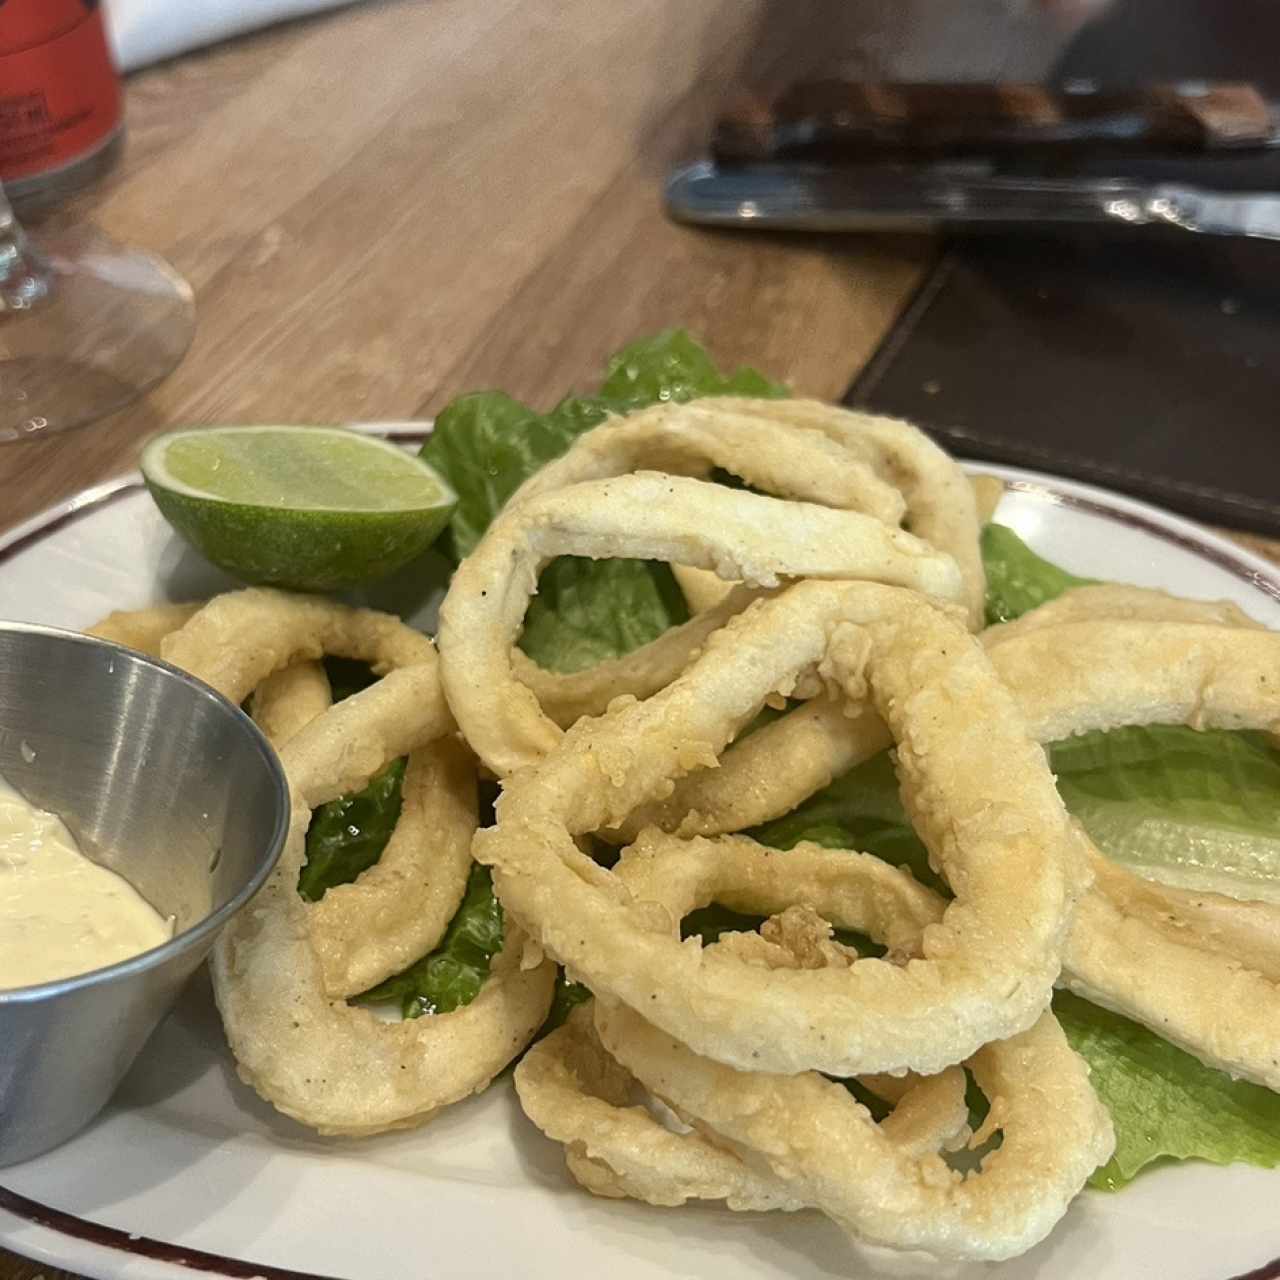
[1,3,1277,1278]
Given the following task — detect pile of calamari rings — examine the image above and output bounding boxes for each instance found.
[89,396,1280,1261]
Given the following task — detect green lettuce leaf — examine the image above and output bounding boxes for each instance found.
[982,522,1095,625]
[421,331,784,673]
[540,974,593,1036]
[297,757,406,902]
[361,865,504,1018]
[1055,992,1280,1189]
[518,555,691,675]
[1053,726,1280,901]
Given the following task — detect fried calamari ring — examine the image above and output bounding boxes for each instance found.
[477,581,1086,1076]
[983,582,1264,646]
[495,398,984,739]
[503,395,902,728]
[245,654,474,998]
[630,583,1271,842]
[249,661,333,748]
[674,592,1280,1085]
[210,669,556,1136]
[519,995,969,1212]
[438,474,963,777]
[987,617,1280,741]
[161,587,433,704]
[516,1003,808,1212]
[307,740,477,998]
[164,591,468,1000]
[675,473,998,620]
[619,700,887,842]
[595,1001,1108,1262]
[507,398,909,527]
[562,834,1110,1260]
[521,901,969,1210]
[704,397,986,628]
[985,615,1280,1086]
[88,601,201,658]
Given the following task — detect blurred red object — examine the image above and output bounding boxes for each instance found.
[0,0,122,200]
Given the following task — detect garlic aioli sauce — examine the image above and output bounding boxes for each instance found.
[0,772,172,990]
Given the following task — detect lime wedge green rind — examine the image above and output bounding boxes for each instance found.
[142,426,456,592]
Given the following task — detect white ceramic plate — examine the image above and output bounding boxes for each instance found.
[1,444,1279,1280]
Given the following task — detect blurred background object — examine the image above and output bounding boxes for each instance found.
[662,0,1280,537]
[847,0,1280,537]
[106,0,363,73]
[0,0,123,206]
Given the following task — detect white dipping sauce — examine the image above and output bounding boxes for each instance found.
[0,772,172,989]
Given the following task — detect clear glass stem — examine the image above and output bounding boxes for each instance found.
[0,183,51,313]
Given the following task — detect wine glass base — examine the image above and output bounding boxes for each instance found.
[0,358,144,442]
[0,226,195,443]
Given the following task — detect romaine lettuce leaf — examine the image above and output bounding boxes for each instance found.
[297,757,406,902]
[518,555,691,675]
[540,974,593,1036]
[1054,992,1280,1189]
[982,522,1095,625]
[1054,726,1280,901]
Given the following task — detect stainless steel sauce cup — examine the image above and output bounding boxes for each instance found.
[0,623,289,1166]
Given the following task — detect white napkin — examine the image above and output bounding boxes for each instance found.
[108,0,363,73]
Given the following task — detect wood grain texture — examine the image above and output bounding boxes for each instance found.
[0,3,1277,1280]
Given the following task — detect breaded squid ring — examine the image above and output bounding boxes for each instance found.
[249,661,333,747]
[565,835,1111,1260]
[982,582,1264,645]
[595,999,1109,1262]
[162,591,466,1001]
[495,398,983,741]
[634,583,1269,841]
[161,587,434,704]
[516,1003,809,1212]
[618,700,886,842]
[706,397,986,628]
[676,471,998,621]
[476,580,1086,1077]
[518,996,970,1212]
[246,656,474,998]
[507,398,908,527]
[88,601,202,658]
[208,664,556,1135]
[641,589,1280,1086]
[504,396,902,730]
[438,474,964,777]
[306,739,477,998]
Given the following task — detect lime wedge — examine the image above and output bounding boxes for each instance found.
[141,426,456,591]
